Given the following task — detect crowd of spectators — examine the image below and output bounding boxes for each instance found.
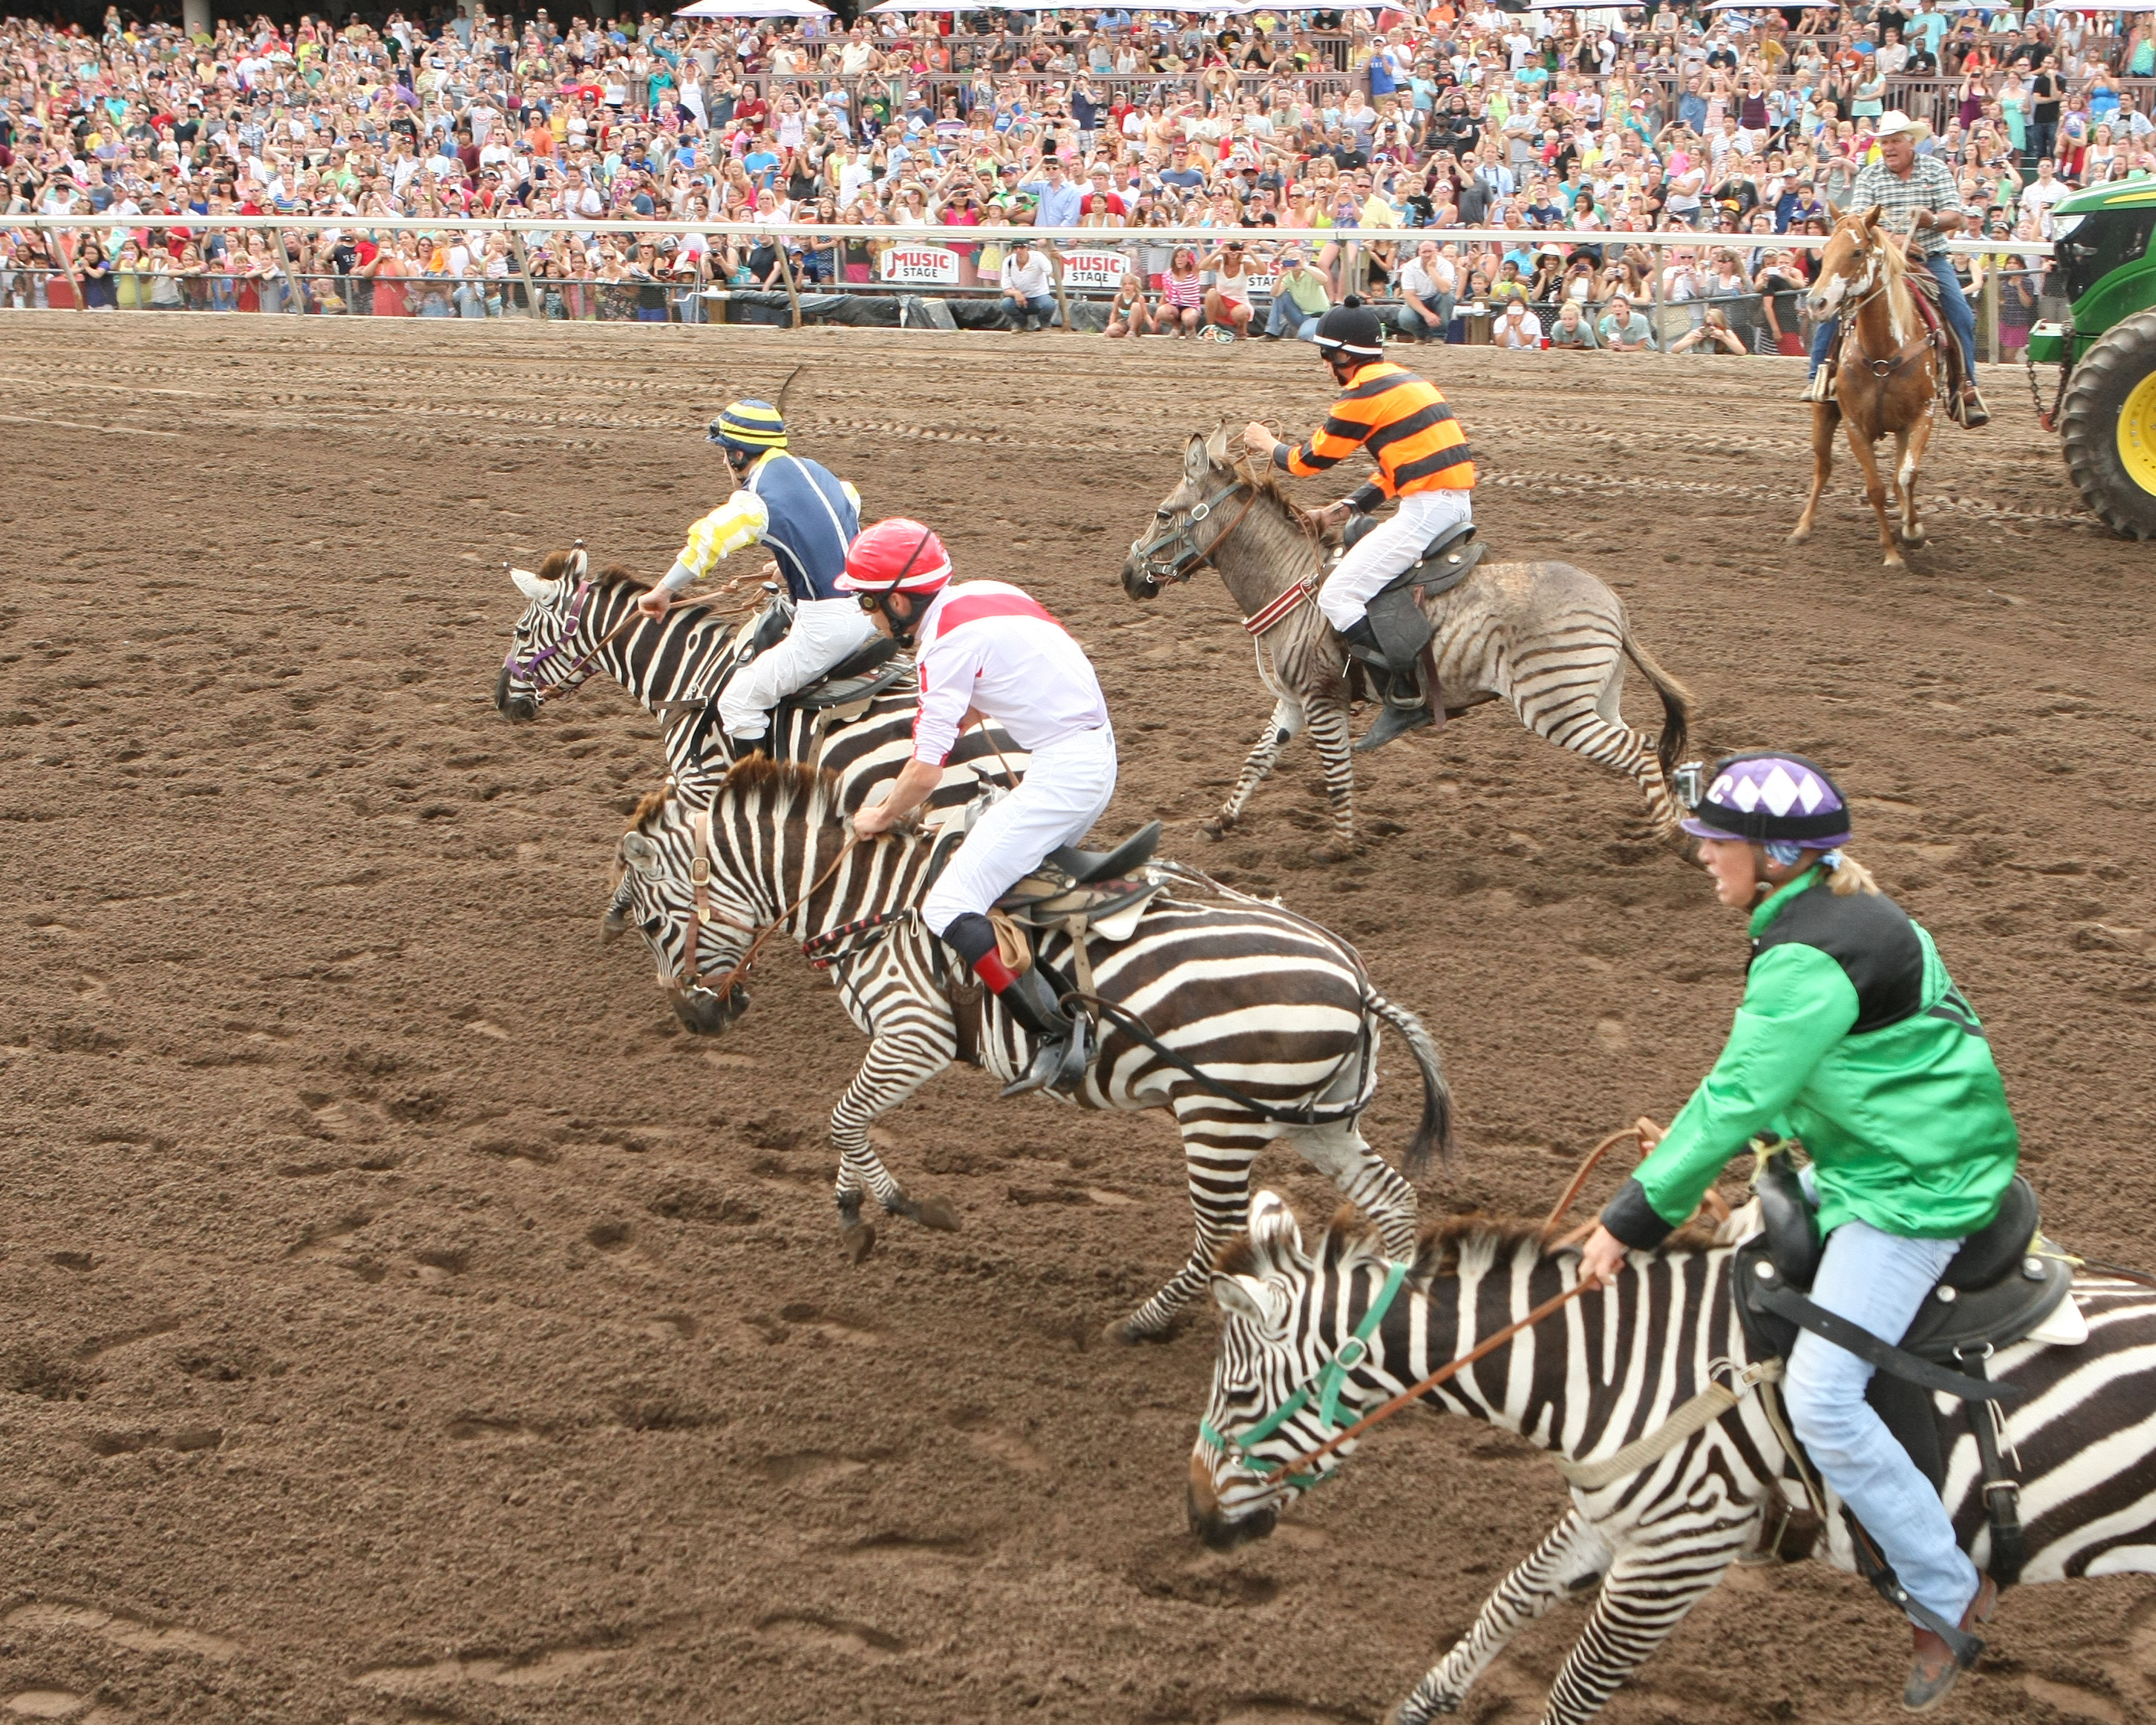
[2,0,2145,348]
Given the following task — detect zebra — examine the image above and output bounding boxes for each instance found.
[1190,1190,2156,1725]
[606,759,1454,1340]
[494,544,1025,809]
[1120,427,1694,862]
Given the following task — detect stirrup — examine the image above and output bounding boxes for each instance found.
[1801,367,1836,404]
[1354,701,1435,754]
[1958,387,1990,430]
[1000,1011,1091,1098]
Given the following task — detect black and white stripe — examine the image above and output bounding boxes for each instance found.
[495,553,1024,808]
[1192,1192,2156,1725]
[608,763,1453,1340]
[1122,434,1695,860]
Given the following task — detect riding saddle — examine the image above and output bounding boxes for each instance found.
[1732,1145,2082,1595]
[669,593,910,751]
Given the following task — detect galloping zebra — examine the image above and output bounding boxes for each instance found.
[1121,428,1694,862]
[607,760,1452,1340]
[495,545,1024,807]
[1191,1191,2156,1725]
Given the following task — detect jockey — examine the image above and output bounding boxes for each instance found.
[841,519,1116,1098]
[1802,112,1990,430]
[1577,753,2020,1713]
[1239,297,1477,753]
[635,399,878,753]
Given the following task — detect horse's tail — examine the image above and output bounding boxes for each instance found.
[1622,626,1694,788]
[1365,990,1453,1180]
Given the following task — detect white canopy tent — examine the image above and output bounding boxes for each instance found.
[674,0,832,18]
[865,0,993,12]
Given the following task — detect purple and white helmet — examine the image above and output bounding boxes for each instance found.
[1679,752,1852,848]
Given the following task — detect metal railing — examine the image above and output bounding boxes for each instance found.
[4,213,2054,360]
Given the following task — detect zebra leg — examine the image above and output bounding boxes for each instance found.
[1531,1532,1749,1725]
[1390,1511,1613,1724]
[828,1033,959,1263]
[1205,697,1303,839]
[1107,1103,1271,1343]
[1305,697,1359,863]
[1292,1121,1419,1260]
[1590,657,1675,833]
[1517,676,1665,828]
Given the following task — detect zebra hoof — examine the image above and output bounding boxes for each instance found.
[1199,817,1232,841]
[1308,840,1360,865]
[841,1223,877,1264]
[912,1196,961,1232]
[1103,1313,1176,1345]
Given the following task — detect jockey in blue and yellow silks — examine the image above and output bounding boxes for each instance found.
[636,400,876,751]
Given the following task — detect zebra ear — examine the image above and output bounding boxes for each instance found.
[510,566,566,605]
[1203,422,1232,468]
[620,832,664,875]
[1247,1189,1304,1263]
[1211,1273,1278,1329]
[1184,433,1210,482]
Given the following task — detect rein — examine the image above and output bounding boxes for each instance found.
[503,578,647,709]
[1129,477,1268,590]
[1830,236,1938,385]
[674,810,859,1001]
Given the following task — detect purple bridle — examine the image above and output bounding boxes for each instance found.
[501,575,614,709]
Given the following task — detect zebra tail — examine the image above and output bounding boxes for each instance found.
[1621,626,1695,785]
[1365,990,1453,1179]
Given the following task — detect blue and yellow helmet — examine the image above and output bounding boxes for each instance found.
[708,399,786,456]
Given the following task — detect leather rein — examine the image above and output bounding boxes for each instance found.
[1130,476,1321,639]
[503,577,646,709]
[1830,240,1940,384]
[671,808,861,1003]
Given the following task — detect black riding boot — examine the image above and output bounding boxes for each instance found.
[940,913,1090,1097]
[1339,617,1433,753]
[726,729,772,761]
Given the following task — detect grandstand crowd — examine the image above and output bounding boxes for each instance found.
[2,0,2148,346]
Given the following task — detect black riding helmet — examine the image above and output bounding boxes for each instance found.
[1313,296,1386,361]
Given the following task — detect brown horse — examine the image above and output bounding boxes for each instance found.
[1788,206,1941,568]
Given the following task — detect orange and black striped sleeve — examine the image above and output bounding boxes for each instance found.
[1272,362,1475,497]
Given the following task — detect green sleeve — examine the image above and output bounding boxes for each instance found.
[1635,943,1860,1227]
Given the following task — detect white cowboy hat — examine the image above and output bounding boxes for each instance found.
[1873,110,1932,143]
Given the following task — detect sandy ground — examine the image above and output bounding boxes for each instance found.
[2,314,2154,1725]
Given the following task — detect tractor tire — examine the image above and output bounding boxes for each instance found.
[2060,307,2156,540]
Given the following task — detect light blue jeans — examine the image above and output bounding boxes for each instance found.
[1783,1211,1980,1629]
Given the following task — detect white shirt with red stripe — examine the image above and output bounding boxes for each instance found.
[910,580,1109,765]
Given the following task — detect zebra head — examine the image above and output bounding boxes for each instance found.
[608,790,755,1037]
[1191,1190,1386,1549]
[495,543,592,722]
[1121,426,1240,601]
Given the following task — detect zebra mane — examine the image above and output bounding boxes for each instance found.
[721,755,841,808]
[625,783,674,832]
[1218,451,1327,538]
[537,546,646,590]
[1212,1203,1723,1290]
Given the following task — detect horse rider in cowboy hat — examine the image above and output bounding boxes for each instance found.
[841,519,1117,1098]
[636,399,878,753]
[1802,112,1991,429]
[1239,297,1477,753]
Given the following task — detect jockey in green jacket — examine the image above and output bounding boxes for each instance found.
[1580,751,2019,1713]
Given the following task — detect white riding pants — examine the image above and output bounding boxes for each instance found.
[1316,489,1475,632]
[921,726,1118,938]
[717,596,881,741]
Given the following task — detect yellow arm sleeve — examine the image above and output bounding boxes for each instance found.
[675,492,771,580]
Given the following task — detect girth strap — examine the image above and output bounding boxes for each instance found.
[1557,1359,1783,1492]
[1244,572,1320,637]
[1962,1351,2026,1588]
[1750,1273,2021,1403]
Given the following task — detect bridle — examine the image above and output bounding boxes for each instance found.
[1201,1260,1408,1489]
[1128,474,1266,590]
[502,572,645,710]
[1818,224,1936,382]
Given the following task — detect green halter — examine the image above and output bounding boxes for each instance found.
[1200,1261,1409,1476]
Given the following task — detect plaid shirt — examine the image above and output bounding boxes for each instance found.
[1850,154,1968,257]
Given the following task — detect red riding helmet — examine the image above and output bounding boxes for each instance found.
[837,518,954,594]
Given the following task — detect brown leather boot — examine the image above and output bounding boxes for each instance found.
[1902,1575,1997,1713]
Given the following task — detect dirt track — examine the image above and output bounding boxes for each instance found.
[3,314,2154,1725]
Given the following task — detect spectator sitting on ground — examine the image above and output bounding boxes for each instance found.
[1549,300,1600,349]
[1599,293,1658,352]
[1000,237,1056,332]
[1105,270,1156,338]
[1264,247,1331,342]
[1201,240,1256,341]
[1493,298,1543,349]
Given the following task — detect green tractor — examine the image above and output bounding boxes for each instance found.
[2026,180,2156,539]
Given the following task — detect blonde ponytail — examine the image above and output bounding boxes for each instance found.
[1824,850,1880,896]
